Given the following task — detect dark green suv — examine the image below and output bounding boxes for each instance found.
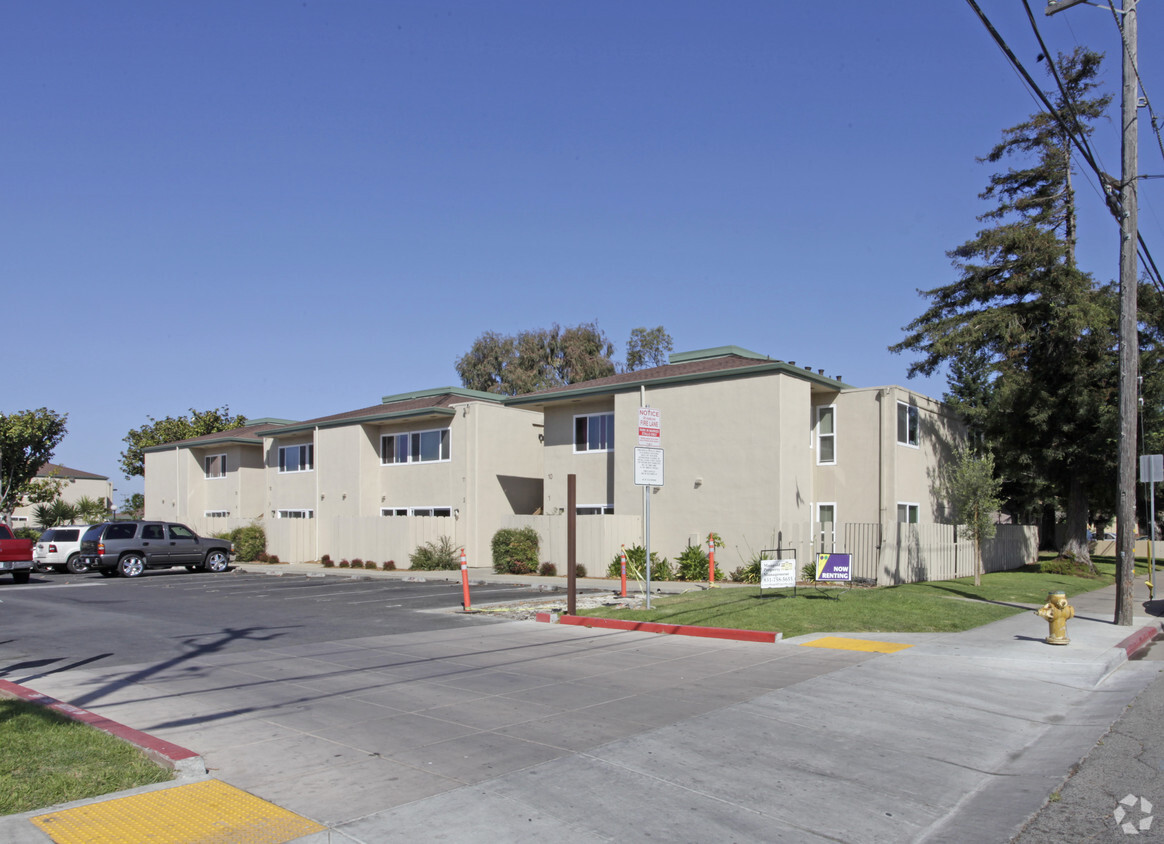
[79,521,233,578]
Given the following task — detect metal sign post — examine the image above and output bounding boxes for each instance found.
[1141,455,1163,600]
[635,446,664,609]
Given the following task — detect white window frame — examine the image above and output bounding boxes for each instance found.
[576,504,614,515]
[204,510,230,518]
[897,503,920,524]
[897,402,920,448]
[275,509,314,519]
[816,406,836,466]
[380,428,451,465]
[204,453,228,479]
[817,502,837,552]
[380,506,452,517]
[573,412,614,454]
[278,443,314,473]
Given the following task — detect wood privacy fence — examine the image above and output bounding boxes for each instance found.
[189,515,1037,585]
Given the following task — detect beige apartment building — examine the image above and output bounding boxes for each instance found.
[144,388,544,566]
[506,346,977,581]
[143,348,1026,583]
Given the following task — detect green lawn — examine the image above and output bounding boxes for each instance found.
[579,556,1145,639]
[0,698,173,816]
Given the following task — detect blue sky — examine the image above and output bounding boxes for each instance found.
[5,1,1162,506]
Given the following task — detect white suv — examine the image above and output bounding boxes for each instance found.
[34,525,95,574]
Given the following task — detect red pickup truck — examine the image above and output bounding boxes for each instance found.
[0,524,34,584]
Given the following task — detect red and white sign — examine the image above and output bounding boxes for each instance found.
[638,407,662,448]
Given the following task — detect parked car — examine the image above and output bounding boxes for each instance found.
[34,525,95,573]
[0,524,34,584]
[79,521,233,578]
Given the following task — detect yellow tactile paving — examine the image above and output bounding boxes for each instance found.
[800,636,914,654]
[30,779,326,844]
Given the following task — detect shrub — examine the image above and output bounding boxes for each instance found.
[801,561,817,582]
[1040,557,1100,578]
[230,524,266,562]
[607,545,671,581]
[675,544,711,581]
[321,558,335,568]
[409,536,460,571]
[576,564,587,578]
[538,562,558,577]
[364,560,378,571]
[491,527,540,575]
[256,551,270,563]
[731,556,762,584]
[338,559,350,568]
[267,554,280,565]
[383,560,396,571]
[350,558,364,569]
[13,528,39,541]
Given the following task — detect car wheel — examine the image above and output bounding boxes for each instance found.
[99,569,118,578]
[12,571,31,584]
[118,554,145,578]
[203,550,229,573]
[66,554,88,574]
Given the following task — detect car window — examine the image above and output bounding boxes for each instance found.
[55,529,79,542]
[82,525,105,541]
[106,523,138,540]
[141,525,165,540]
[40,529,56,542]
[169,525,196,540]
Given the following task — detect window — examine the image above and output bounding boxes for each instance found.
[576,505,614,515]
[169,525,196,540]
[574,413,614,453]
[381,506,452,517]
[278,444,314,473]
[204,510,230,518]
[381,429,451,465]
[897,402,919,447]
[142,524,165,540]
[897,503,920,523]
[816,406,836,465]
[817,503,836,552]
[275,509,314,519]
[204,453,227,479]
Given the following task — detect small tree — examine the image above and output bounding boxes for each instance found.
[0,409,68,522]
[623,326,674,372]
[946,447,1004,586]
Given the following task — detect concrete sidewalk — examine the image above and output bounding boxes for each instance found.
[2,574,1161,843]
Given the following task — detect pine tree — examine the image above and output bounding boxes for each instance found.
[891,48,1113,567]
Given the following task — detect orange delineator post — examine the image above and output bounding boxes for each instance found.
[620,545,628,598]
[460,547,471,611]
[708,533,716,585]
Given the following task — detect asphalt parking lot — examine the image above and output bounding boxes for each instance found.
[0,568,561,677]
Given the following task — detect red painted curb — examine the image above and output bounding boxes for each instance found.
[0,678,202,771]
[1116,625,1160,656]
[538,614,779,643]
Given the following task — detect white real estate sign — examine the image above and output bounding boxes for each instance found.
[761,557,796,589]
[634,447,664,487]
[638,406,661,448]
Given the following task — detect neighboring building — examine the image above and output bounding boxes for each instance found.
[10,463,113,527]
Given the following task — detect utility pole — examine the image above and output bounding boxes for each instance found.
[1047,0,1139,624]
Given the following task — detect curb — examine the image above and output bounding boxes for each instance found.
[1116,624,1161,657]
[0,679,207,778]
[535,613,781,643]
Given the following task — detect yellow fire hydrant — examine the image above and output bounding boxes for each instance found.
[1036,591,1074,645]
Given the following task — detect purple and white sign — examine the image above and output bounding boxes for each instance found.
[815,553,852,582]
